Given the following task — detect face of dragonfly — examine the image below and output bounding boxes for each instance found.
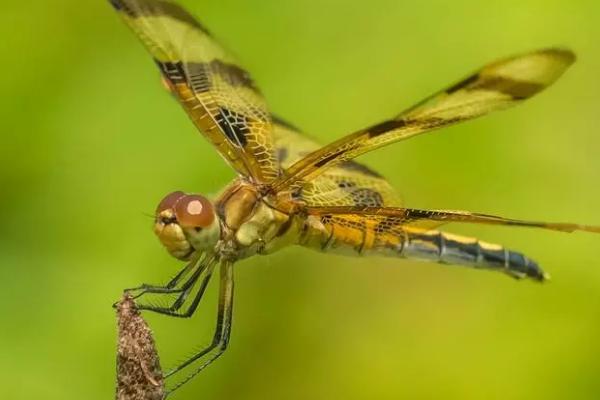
[154,191,221,260]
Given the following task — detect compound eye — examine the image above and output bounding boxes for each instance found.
[174,194,215,228]
[156,191,186,214]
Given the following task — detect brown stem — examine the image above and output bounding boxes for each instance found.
[115,293,165,400]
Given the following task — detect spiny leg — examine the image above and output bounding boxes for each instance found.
[124,257,199,299]
[138,259,217,318]
[134,264,203,315]
[164,261,234,396]
[112,262,197,310]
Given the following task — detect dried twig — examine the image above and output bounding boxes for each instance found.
[116,294,165,400]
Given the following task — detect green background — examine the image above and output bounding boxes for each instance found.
[2,0,599,399]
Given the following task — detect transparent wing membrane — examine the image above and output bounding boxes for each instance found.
[301,206,599,281]
[111,0,279,182]
[306,206,600,234]
[272,118,402,207]
[273,49,575,190]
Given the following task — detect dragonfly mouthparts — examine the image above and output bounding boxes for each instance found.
[160,216,177,225]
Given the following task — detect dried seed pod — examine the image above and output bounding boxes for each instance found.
[115,294,165,400]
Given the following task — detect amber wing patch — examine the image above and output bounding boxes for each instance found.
[272,49,575,190]
[271,118,402,207]
[111,0,279,183]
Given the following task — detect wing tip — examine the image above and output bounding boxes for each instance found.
[541,47,577,66]
[550,47,576,60]
[559,223,600,234]
[520,47,577,93]
[530,48,577,88]
[582,225,600,234]
[490,47,577,87]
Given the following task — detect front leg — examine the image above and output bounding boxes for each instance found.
[122,254,216,316]
[137,259,217,318]
[124,259,197,299]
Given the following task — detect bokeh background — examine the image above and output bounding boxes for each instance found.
[2,0,600,399]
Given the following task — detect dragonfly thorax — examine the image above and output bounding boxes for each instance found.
[153,191,221,260]
[216,181,296,258]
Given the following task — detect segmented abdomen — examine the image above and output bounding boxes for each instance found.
[400,230,546,281]
[301,217,547,281]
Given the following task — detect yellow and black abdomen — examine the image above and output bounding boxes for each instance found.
[398,229,547,281]
[301,216,547,281]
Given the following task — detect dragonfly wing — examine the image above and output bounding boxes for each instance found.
[272,118,402,207]
[299,207,575,281]
[300,206,597,281]
[305,206,600,234]
[110,0,279,183]
[272,48,575,189]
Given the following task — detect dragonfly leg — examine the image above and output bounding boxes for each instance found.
[125,262,195,293]
[164,261,234,395]
[124,258,198,297]
[138,260,216,318]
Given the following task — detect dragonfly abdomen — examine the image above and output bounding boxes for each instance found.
[303,217,547,281]
[396,230,547,281]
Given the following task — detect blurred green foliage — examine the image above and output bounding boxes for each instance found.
[1,0,599,399]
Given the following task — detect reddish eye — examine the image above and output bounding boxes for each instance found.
[156,191,185,214]
[174,194,215,228]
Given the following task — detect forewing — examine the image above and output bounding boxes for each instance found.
[302,206,598,259]
[272,118,402,207]
[306,206,600,234]
[110,0,279,182]
[273,49,575,190]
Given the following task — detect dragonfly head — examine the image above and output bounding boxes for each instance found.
[154,191,221,260]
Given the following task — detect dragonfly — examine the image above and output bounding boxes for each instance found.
[110,0,600,394]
